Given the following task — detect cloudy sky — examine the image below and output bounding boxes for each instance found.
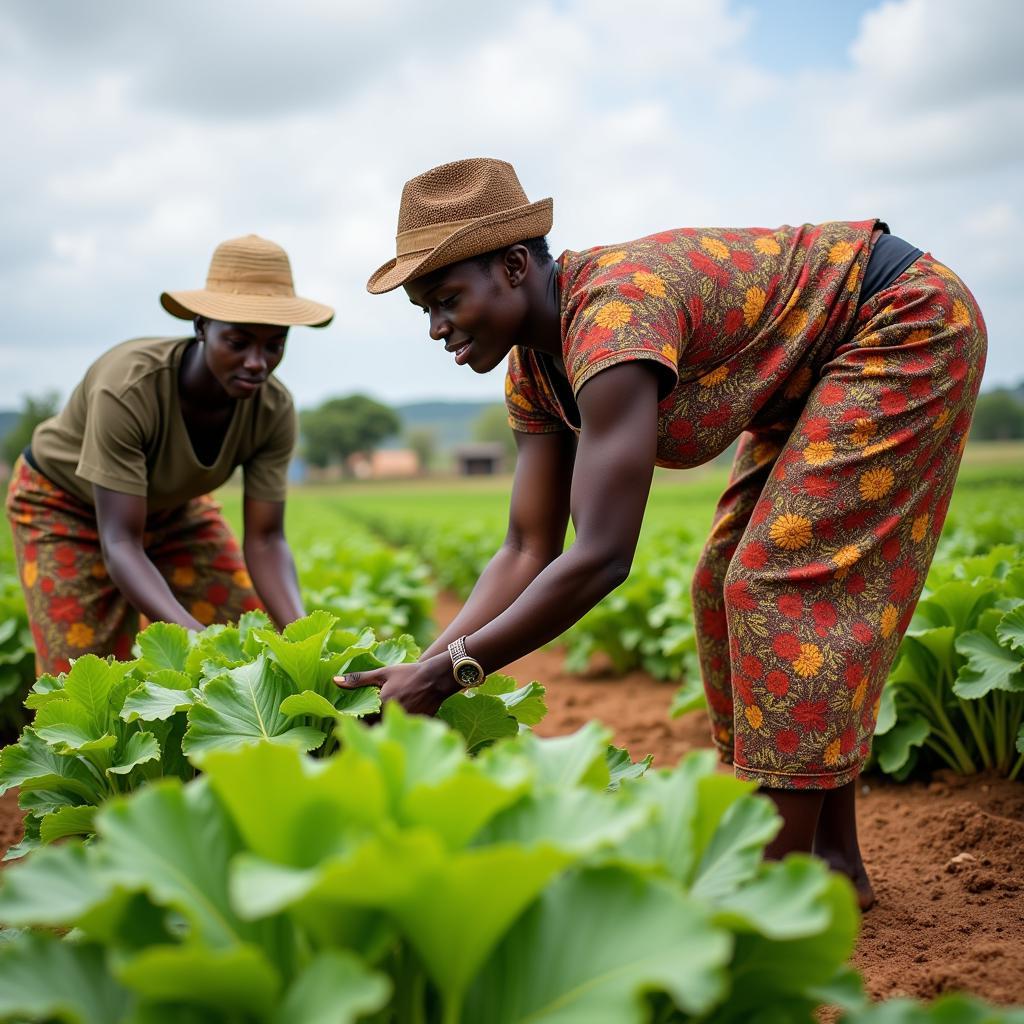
[1,0,1021,411]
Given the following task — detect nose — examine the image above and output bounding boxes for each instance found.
[243,347,267,375]
[428,310,450,342]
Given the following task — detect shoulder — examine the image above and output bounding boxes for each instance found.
[86,336,190,397]
[257,374,295,418]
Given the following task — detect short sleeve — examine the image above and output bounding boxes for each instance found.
[563,265,682,401]
[504,347,568,434]
[76,389,149,497]
[243,403,296,502]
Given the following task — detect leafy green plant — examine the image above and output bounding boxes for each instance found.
[0,712,866,1024]
[0,572,35,745]
[873,545,1024,780]
[0,612,545,857]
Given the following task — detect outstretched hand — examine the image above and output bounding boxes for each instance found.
[334,654,458,717]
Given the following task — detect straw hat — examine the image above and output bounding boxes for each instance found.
[161,234,334,327]
[367,158,553,294]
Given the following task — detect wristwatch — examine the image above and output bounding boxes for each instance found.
[447,636,485,689]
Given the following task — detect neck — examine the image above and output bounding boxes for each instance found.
[179,339,233,409]
[518,261,563,368]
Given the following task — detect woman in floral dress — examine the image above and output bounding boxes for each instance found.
[6,235,333,675]
[340,158,986,908]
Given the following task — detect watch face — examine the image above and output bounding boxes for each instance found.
[456,661,483,686]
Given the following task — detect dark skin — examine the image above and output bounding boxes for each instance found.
[94,318,305,632]
[337,246,874,909]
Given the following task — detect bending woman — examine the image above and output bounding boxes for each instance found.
[339,158,986,907]
[7,234,333,673]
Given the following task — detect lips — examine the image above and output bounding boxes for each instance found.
[446,338,473,365]
[233,377,265,392]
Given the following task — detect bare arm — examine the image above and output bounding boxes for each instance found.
[422,428,577,658]
[94,486,205,631]
[242,497,305,629]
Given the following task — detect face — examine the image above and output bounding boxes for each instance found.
[404,253,527,375]
[196,319,288,400]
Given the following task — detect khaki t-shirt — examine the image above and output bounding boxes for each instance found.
[31,336,296,511]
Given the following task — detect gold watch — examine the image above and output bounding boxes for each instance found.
[448,636,484,689]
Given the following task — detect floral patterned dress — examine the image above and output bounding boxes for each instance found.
[505,222,986,789]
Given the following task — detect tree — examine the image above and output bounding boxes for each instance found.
[405,427,438,473]
[969,389,1024,441]
[1,392,61,467]
[300,395,400,470]
[472,403,517,462]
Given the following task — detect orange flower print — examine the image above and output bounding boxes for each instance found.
[633,271,666,297]
[793,642,824,677]
[905,329,930,346]
[233,569,253,589]
[699,365,730,387]
[852,678,868,711]
[23,561,38,588]
[66,622,95,647]
[172,566,197,587]
[192,600,216,625]
[847,263,860,292]
[859,332,882,348]
[803,440,835,465]
[850,418,877,447]
[781,308,809,339]
[862,355,886,376]
[859,467,895,501]
[700,236,730,261]
[932,408,950,432]
[911,513,930,542]
[90,561,107,579]
[754,235,781,255]
[743,286,766,326]
[596,250,627,267]
[833,544,861,570]
[770,513,813,550]
[951,299,971,328]
[824,738,842,766]
[932,261,958,280]
[784,365,813,399]
[594,301,633,329]
[880,603,899,638]
[745,704,764,729]
[828,240,856,264]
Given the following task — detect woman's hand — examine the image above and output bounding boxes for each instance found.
[334,653,460,717]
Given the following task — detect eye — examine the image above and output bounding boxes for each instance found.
[438,295,457,310]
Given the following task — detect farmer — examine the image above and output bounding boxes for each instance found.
[6,234,333,674]
[339,157,985,907]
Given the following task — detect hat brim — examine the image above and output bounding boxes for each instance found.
[160,290,334,328]
[366,197,554,295]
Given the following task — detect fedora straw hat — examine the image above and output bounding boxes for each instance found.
[367,157,553,294]
[161,234,334,327]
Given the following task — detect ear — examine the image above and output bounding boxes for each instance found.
[194,316,207,342]
[502,244,530,288]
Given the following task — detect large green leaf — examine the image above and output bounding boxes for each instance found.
[0,727,104,802]
[109,732,161,776]
[505,722,613,790]
[873,715,931,774]
[256,612,336,692]
[0,841,112,926]
[465,867,730,1022]
[437,689,518,752]
[136,622,191,673]
[0,933,133,1024]
[121,682,197,724]
[62,655,136,731]
[271,951,391,1024]
[477,673,548,726]
[39,804,97,843]
[999,606,1024,653]
[954,628,1024,698]
[279,686,380,721]
[182,657,325,758]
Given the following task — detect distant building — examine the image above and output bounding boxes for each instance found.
[453,443,505,476]
[347,449,421,479]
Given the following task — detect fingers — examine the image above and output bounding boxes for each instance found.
[334,670,383,690]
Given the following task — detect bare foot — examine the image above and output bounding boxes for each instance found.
[814,847,876,911]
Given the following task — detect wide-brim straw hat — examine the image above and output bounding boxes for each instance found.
[367,157,553,294]
[161,234,334,327]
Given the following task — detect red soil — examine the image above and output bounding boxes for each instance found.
[1,591,1020,1007]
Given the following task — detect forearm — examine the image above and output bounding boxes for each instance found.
[461,542,628,672]
[102,539,204,631]
[244,536,305,628]
[422,543,552,658]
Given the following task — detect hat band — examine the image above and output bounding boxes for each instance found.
[395,217,480,258]
[204,278,296,297]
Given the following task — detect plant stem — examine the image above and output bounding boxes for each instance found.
[959,699,993,770]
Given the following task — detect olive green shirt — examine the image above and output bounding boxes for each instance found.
[31,336,296,511]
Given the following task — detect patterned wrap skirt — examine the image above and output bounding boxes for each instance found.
[5,457,262,675]
[691,254,987,789]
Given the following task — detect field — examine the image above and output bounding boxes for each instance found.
[0,443,1022,1020]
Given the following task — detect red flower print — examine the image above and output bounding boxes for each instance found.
[882,537,900,561]
[725,579,757,611]
[57,565,77,581]
[841,405,870,423]
[50,595,83,623]
[170,552,193,567]
[24,543,38,561]
[241,595,264,612]
[41,577,55,594]
[694,565,714,591]
[707,687,733,716]
[777,593,803,619]
[212,553,242,572]
[844,661,864,688]
[852,622,874,644]
[751,501,772,527]
[688,294,703,324]
[668,419,693,440]
[206,583,230,606]
[879,390,907,416]
[766,670,790,697]
[701,404,733,429]
[702,606,728,640]
[775,729,800,754]
[948,358,968,383]
[890,564,918,602]
[741,654,763,679]
[812,600,838,636]
[724,308,744,334]
[740,542,768,570]
[802,416,830,442]
[758,349,785,377]
[618,283,646,301]
[687,251,732,286]
[846,572,866,595]
[54,545,76,567]
[910,377,932,400]
[792,699,828,731]
[730,249,755,272]
[773,632,801,659]
[735,674,755,704]
[818,382,844,406]
[840,727,857,754]
[804,475,837,500]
